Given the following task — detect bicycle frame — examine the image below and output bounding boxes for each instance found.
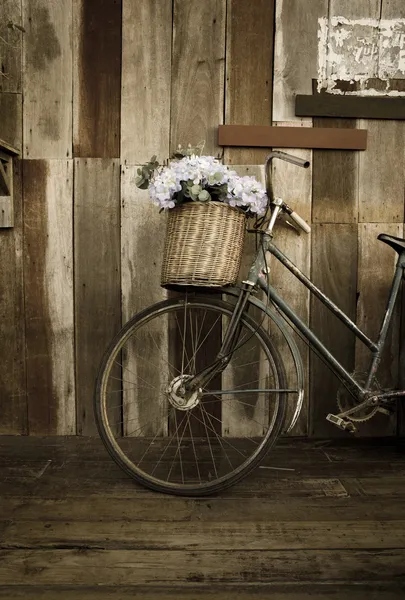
[247,233,405,401]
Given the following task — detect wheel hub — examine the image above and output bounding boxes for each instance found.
[166,375,202,411]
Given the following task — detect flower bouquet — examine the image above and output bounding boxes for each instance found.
[135,147,268,287]
[136,150,268,217]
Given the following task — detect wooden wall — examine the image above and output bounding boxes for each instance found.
[0,0,404,437]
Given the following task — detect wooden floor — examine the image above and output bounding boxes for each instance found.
[1,436,405,598]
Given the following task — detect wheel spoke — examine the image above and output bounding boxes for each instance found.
[96,297,288,493]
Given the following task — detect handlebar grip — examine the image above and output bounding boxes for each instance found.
[269,151,310,169]
[289,211,311,234]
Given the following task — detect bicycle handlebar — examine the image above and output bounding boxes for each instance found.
[264,151,311,234]
[266,150,310,169]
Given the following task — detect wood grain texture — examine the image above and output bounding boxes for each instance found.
[400,232,405,436]
[121,0,172,164]
[329,0,381,19]
[0,548,405,585]
[219,124,367,150]
[0,159,26,433]
[121,166,168,436]
[4,519,405,550]
[0,0,23,92]
[270,148,312,435]
[23,159,75,435]
[224,0,275,165]
[354,223,402,436]
[312,118,359,223]
[73,0,121,158]
[220,166,262,437]
[382,0,405,18]
[171,0,225,157]
[296,94,405,120]
[23,0,72,158]
[273,0,328,122]
[0,586,403,600]
[358,120,405,223]
[0,92,22,152]
[309,224,358,438]
[74,159,121,435]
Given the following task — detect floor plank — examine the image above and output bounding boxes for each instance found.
[0,436,405,594]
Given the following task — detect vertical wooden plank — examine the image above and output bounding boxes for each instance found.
[24,159,75,435]
[0,92,22,152]
[171,0,226,157]
[273,0,328,122]
[309,224,358,437]
[355,223,402,436]
[168,0,226,436]
[312,118,359,224]
[121,0,172,164]
[121,167,168,436]
[400,224,405,436]
[23,0,72,158]
[120,2,172,437]
[73,0,121,158]
[382,0,405,16]
[222,166,265,437]
[0,159,26,433]
[272,0,322,435]
[329,0,381,18]
[381,0,405,437]
[270,149,312,435]
[0,0,23,92]
[224,0,275,165]
[74,159,121,435]
[223,0,274,431]
[358,120,405,224]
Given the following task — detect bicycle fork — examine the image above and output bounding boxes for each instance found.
[183,284,255,394]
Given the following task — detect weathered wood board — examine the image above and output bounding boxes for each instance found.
[219,124,367,150]
[23,159,75,435]
[312,118,359,223]
[224,0,275,165]
[270,147,312,435]
[121,166,168,436]
[309,224,358,438]
[296,94,405,120]
[354,223,402,436]
[73,0,122,158]
[0,159,26,433]
[0,0,23,93]
[22,0,72,158]
[0,548,405,585]
[358,120,405,223]
[171,0,226,157]
[74,159,121,435]
[273,0,328,122]
[0,92,22,152]
[121,0,172,164]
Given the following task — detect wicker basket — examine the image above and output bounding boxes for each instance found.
[161,202,246,287]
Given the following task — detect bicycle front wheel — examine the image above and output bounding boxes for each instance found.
[95,294,287,496]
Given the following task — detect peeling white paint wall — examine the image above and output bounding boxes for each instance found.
[318,17,405,95]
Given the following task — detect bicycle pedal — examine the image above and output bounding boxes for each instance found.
[326,413,357,433]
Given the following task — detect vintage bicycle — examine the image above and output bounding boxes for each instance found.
[94,151,405,496]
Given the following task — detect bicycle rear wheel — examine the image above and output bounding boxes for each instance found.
[94,294,287,496]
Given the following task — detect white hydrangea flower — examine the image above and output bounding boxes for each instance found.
[147,156,267,216]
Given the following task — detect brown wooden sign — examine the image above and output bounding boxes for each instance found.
[218,125,367,150]
[296,94,405,120]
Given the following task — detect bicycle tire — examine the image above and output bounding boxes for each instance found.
[94,294,287,496]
